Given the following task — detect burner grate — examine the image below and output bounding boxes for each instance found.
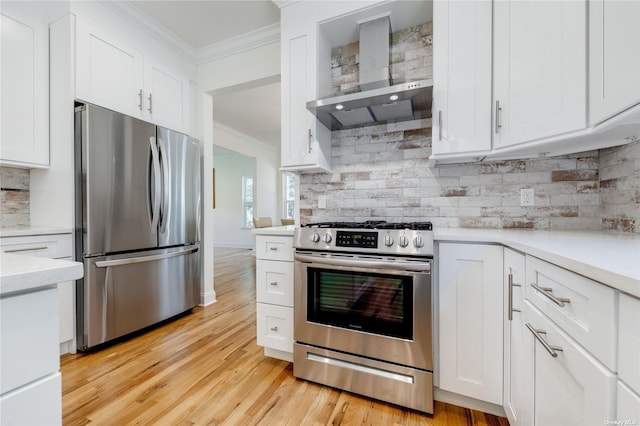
[302,221,432,231]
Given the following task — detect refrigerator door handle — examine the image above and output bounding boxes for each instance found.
[157,137,170,234]
[95,246,199,268]
[149,137,161,232]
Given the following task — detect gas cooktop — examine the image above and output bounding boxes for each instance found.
[302,220,433,231]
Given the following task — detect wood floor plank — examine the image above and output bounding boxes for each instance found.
[61,247,509,426]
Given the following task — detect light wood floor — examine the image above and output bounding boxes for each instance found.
[61,248,509,426]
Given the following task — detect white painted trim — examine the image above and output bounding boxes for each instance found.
[200,289,217,307]
[99,0,280,65]
[194,23,280,65]
[434,387,507,418]
[213,120,279,153]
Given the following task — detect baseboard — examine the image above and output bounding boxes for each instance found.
[200,289,217,307]
[264,347,293,362]
[434,387,506,418]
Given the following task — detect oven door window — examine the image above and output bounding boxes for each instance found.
[307,268,413,340]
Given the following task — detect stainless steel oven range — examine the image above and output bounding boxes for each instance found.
[293,221,434,413]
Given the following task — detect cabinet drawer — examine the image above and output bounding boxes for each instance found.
[524,301,616,424]
[256,303,293,353]
[0,372,61,425]
[525,255,616,369]
[256,260,293,307]
[1,287,59,394]
[0,234,72,259]
[619,293,640,393]
[255,236,293,261]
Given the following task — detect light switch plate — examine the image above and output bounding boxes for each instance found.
[318,195,327,209]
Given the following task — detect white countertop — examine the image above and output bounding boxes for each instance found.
[434,228,640,297]
[251,225,295,236]
[0,227,72,238]
[0,253,83,296]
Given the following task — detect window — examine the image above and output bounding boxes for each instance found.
[242,176,254,228]
[283,172,296,219]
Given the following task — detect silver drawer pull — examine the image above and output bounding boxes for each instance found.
[270,326,279,332]
[4,246,49,253]
[530,283,571,307]
[526,323,563,358]
[269,247,278,251]
[269,281,278,286]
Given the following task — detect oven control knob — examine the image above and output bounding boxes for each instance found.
[310,232,320,243]
[322,232,332,243]
[384,235,394,246]
[413,235,424,248]
[398,235,409,247]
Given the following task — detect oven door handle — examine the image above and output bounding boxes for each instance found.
[294,253,431,272]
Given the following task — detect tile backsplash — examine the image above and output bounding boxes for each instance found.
[299,122,639,234]
[0,167,30,228]
[299,19,640,234]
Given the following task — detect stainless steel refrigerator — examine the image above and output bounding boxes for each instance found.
[74,103,202,351]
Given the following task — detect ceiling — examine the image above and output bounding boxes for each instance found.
[128,0,282,150]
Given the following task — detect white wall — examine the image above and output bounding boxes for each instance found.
[212,148,255,249]
[197,40,281,305]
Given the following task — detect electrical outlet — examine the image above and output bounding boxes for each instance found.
[520,188,534,206]
[318,195,327,209]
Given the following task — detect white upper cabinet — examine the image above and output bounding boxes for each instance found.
[143,59,189,132]
[589,0,640,125]
[0,9,49,167]
[493,0,586,149]
[75,17,190,133]
[280,7,331,173]
[75,17,144,119]
[431,0,492,157]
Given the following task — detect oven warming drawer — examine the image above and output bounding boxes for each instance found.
[294,343,434,414]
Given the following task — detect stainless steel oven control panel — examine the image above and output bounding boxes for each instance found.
[294,226,434,257]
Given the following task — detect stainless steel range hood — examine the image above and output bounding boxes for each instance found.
[307,15,433,131]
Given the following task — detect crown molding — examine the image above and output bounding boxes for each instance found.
[100,1,281,66]
[212,121,279,153]
[194,23,280,65]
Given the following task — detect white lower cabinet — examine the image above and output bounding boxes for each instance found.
[0,233,75,354]
[503,248,530,426]
[524,301,616,425]
[1,287,62,425]
[617,292,640,422]
[617,381,640,421]
[438,243,503,405]
[255,234,294,361]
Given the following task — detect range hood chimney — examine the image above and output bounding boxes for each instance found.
[307,15,432,131]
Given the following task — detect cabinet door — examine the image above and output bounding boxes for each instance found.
[618,293,640,393]
[438,243,503,405]
[493,1,586,148]
[143,60,188,132]
[431,0,492,156]
[525,302,616,426]
[280,31,331,172]
[75,17,144,119]
[0,12,49,167]
[503,248,532,426]
[589,0,640,125]
[617,381,640,422]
